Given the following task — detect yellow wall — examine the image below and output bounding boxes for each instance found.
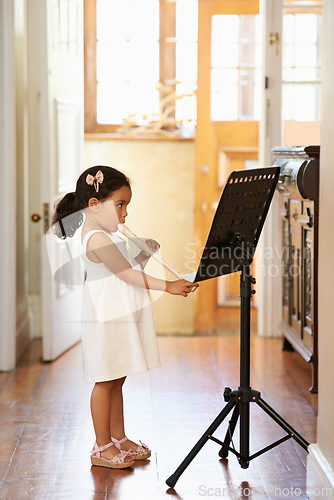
[84,139,196,334]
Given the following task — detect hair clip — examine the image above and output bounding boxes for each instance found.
[86,170,104,192]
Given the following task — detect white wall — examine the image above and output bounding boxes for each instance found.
[84,139,196,334]
[307,0,334,494]
[315,0,334,467]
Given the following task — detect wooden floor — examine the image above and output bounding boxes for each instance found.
[0,336,317,499]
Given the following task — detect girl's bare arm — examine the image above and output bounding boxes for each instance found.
[88,233,195,296]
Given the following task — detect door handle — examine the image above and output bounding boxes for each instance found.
[31,213,41,223]
[269,32,279,56]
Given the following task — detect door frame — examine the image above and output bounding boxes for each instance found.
[257,0,283,337]
[0,0,16,370]
[195,0,260,333]
[194,0,284,336]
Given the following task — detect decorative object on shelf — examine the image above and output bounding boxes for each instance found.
[115,80,196,137]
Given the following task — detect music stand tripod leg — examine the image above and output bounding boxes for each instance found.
[218,403,239,459]
[256,398,309,450]
[166,396,237,489]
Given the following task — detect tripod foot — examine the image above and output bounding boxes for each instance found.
[166,473,179,489]
[239,458,249,469]
[218,447,229,459]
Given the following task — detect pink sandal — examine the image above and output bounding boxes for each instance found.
[91,441,135,469]
[111,436,151,461]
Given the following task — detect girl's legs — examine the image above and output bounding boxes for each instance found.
[90,378,132,461]
[109,377,142,452]
[109,376,126,438]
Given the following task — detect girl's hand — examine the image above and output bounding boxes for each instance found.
[142,239,160,258]
[166,279,199,297]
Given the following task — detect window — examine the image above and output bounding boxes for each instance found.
[282,10,322,122]
[96,0,160,126]
[84,0,198,136]
[210,15,262,121]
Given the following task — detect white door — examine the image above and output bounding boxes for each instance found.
[39,0,84,361]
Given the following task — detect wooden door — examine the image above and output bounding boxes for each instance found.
[195,0,259,333]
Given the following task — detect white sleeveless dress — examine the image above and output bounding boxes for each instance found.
[81,229,161,383]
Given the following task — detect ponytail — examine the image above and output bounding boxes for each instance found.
[51,165,131,239]
[52,191,83,238]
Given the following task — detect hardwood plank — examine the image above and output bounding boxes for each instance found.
[0,336,317,499]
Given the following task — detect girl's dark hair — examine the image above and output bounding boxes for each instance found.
[52,165,131,238]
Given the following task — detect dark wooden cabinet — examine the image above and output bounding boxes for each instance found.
[273,146,319,393]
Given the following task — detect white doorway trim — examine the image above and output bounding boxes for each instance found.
[257,0,283,337]
[0,0,16,370]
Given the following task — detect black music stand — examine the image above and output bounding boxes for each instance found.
[166,167,309,489]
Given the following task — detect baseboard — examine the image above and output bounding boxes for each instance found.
[307,444,334,498]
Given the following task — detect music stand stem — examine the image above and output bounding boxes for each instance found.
[166,261,309,489]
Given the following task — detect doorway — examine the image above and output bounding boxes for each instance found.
[195,0,260,334]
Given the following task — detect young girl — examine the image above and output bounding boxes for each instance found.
[52,165,197,469]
